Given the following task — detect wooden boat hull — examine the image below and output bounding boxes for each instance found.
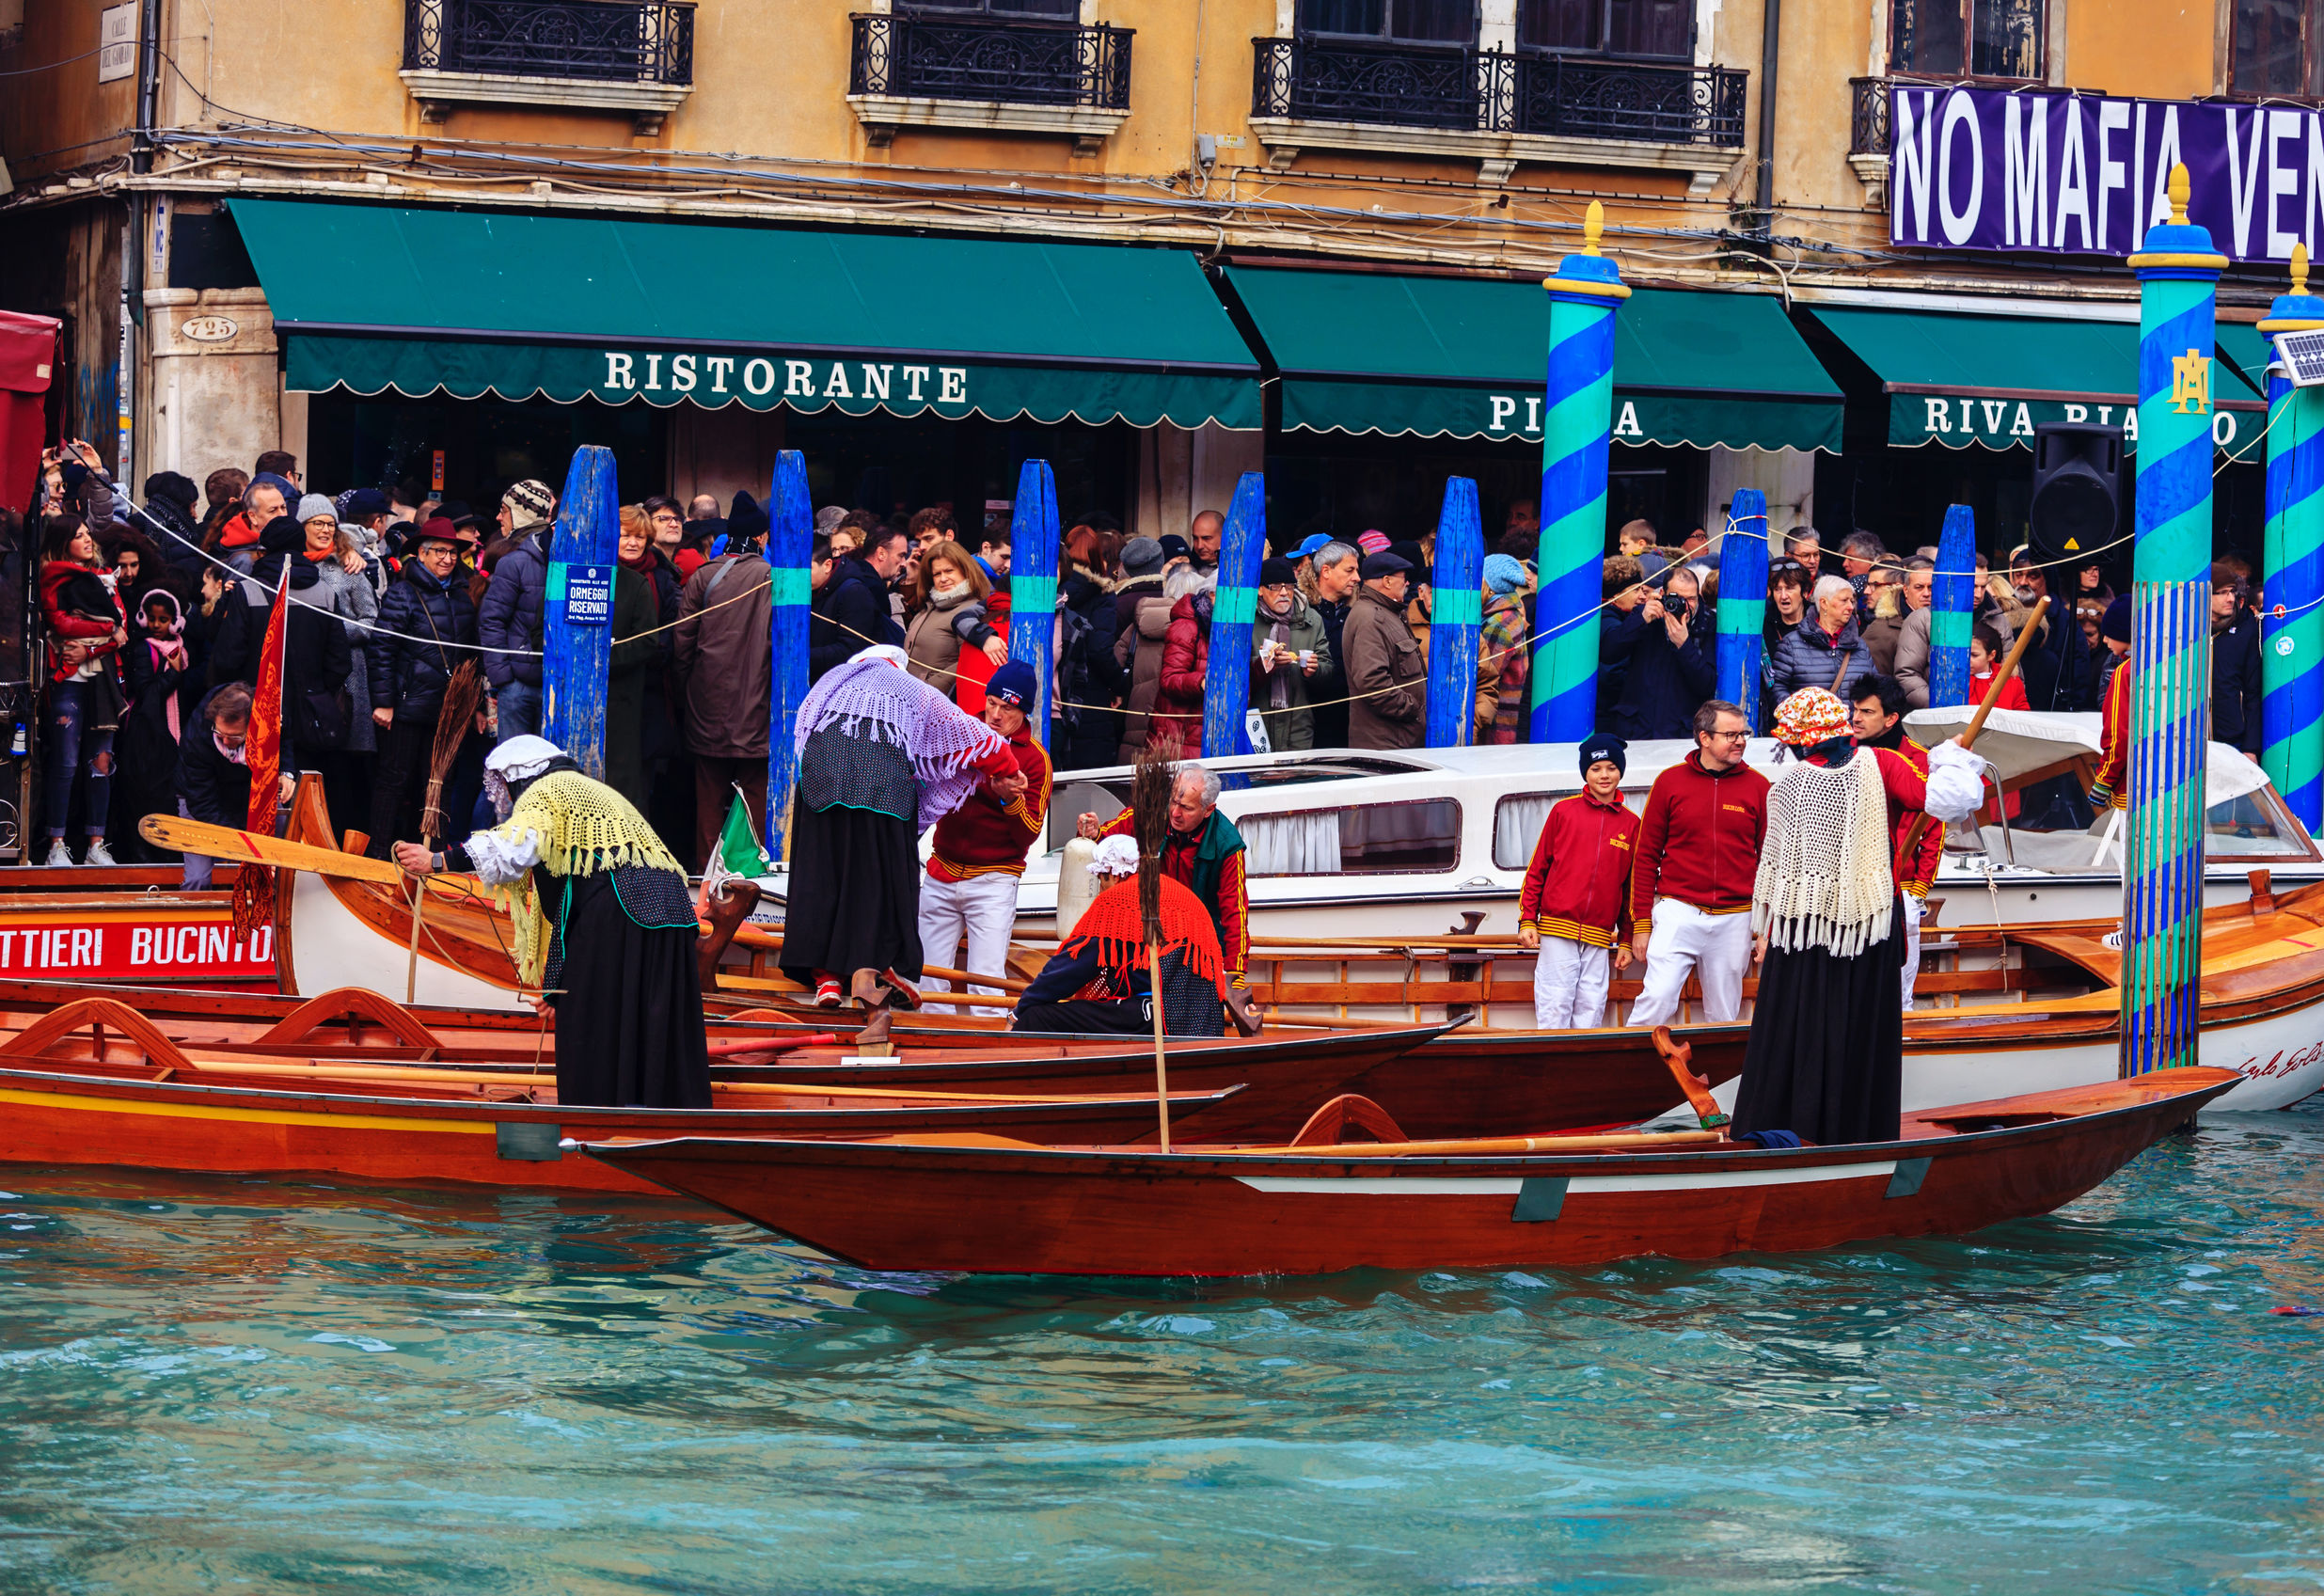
[582,1069,2241,1276]
[0,1059,1247,1193]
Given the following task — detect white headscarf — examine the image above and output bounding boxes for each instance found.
[482,734,569,818]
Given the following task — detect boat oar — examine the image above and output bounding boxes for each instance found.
[1650,1025,1730,1130]
[1896,593,2052,863]
[139,814,417,884]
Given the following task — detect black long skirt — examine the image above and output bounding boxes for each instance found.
[551,872,712,1110]
[1731,901,1905,1146]
[779,801,924,987]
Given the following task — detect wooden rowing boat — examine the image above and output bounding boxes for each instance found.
[577,1067,2241,1276]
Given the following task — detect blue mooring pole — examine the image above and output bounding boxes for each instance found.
[1203,471,1267,758]
[1426,476,1484,748]
[1006,458,1059,748]
[1929,503,1977,708]
[764,449,812,862]
[543,444,618,780]
[1715,487,1768,726]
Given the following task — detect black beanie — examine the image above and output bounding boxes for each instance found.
[1578,733,1628,778]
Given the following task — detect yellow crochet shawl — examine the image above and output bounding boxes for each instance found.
[485,769,684,987]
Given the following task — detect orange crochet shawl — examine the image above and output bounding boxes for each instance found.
[1060,876,1225,998]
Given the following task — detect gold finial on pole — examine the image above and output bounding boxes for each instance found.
[2297,242,2312,298]
[1583,199,1605,257]
[2169,164,2190,226]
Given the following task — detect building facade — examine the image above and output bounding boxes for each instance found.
[0,0,2305,558]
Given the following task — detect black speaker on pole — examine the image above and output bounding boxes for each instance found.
[2027,421,2124,569]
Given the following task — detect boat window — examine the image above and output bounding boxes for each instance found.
[1244,798,1462,874]
[1492,791,1651,869]
[2206,786,2323,861]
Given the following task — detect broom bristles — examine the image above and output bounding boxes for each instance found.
[419,659,485,845]
[1130,735,1175,950]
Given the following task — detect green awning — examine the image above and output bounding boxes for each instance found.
[227,199,1262,430]
[1221,267,1842,453]
[1809,304,2267,456]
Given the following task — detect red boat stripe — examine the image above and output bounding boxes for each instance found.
[1233,1161,1901,1195]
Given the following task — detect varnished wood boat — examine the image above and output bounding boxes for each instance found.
[579,1067,2243,1277]
[0,999,1252,1193]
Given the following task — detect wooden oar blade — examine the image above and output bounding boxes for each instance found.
[137,814,413,887]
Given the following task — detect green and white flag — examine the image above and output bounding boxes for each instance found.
[704,786,768,891]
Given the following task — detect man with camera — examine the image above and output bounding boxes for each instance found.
[1601,563,1714,741]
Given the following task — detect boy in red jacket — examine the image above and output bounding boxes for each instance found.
[1517,734,1639,1028]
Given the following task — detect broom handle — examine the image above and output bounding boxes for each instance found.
[1898,594,2050,863]
[1149,943,1171,1154]
[405,864,427,1005]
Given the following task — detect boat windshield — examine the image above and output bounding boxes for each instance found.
[2207,786,2323,861]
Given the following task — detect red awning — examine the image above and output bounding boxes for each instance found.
[0,309,60,395]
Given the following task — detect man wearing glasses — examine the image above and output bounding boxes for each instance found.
[1624,700,1768,1027]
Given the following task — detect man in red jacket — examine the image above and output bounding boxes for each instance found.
[1627,702,1769,1027]
[1518,734,1639,1028]
[921,659,1051,1014]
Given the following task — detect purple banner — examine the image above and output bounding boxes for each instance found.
[1889,84,2324,263]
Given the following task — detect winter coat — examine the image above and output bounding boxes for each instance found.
[904,588,999,698]
[2214,611,2265,752]
[178,683,298,827]
[672,552,772,761]
[1604,605,1715,742]
[1767,615,1875,706]
[214,555,354,746]
[605,564,661,816]
[369,561,478,721]
[308,556,380,753]
[1114,592,1176,763]
[1342,584,1426,751]
[1861,611,1905,678]
[1311,593,1353,749]
[477,529,548,689]
[39,561,125,687]
[1055,566,1126,772]
[1481,593,1530,744]
[1151,594,1211,759]
[1247,593,1335,752]
[1893,607,1935,709]
[811,556,902,681]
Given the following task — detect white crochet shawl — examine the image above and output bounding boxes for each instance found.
[1753,750,1895,957]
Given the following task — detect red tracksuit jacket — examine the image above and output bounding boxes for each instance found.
[1519,790,1640,948]
[1628,751,1769,933]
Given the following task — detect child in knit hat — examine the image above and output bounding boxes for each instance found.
[1516,733,1639,1027]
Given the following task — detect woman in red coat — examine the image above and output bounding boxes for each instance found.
[1150,569,1213,758]
[37,514,129,866]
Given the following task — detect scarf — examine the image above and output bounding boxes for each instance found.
[795,647,1006,830]
[1185,810,1246,929]
[1257,595,1294,711]
[475,768,682,985]
[927,581,972,611]
[1752,748,1895,956]
[1060,875,1225,997]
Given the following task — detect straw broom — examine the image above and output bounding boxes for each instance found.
[406,658,486,1003]
[1130,736,1176,1151]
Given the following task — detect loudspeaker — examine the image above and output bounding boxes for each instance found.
[2028,422,2123,569]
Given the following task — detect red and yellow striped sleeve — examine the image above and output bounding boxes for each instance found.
[1217,846,1251,988]
[2092,660,2132,809]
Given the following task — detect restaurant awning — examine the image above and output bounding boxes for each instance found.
[227,198,1263,430]
[1221,266,1843,453]
[1806,304,2268,456]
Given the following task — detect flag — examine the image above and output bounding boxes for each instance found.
[701,785,768,899]
[229,566,291,940]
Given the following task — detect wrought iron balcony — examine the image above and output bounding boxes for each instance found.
[1851,76,1890,154]
[849,12,1132,111]
[402,0,694,86]
[1252,37,1746,147]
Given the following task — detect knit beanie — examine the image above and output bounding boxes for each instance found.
[1482,553,1526,595]
[1577,733,1628,778]
[727,489,769,542]
[295,493,338,527]
[2101,594,2132,643]
[1358,529,1391,555]
[1259,556,1298,587]
[986,659,1037,712]
[1119,536,1164,577]
[501,479,555,531]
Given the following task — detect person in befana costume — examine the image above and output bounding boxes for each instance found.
[393,735,710,1109]
[782,643,1020,1012]
[1013,835,1227,1036]
[1731,687,1980,1146]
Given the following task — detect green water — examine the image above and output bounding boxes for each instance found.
[1,1104,2319,1594]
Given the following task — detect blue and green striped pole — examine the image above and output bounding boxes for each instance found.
[1929,503,1977,707]
[2258,245,2324,832]
[1005,457,1059,748]
[542,444,617,780]
[1532,200,1630,743]
[2122,165,2224,1078]
[1203,470,1267,758]
[764,448,812,862]
[1427,476,1484,748]
[1715,487,1768,725]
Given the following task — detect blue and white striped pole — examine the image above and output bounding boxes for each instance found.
[1715,488,1768,726]
[1426,476,1484,748]
[542,444,617,780]
[2122,164,2223,1078]
[1005,458,1059,748]
[1532,200,1630,743]
[2259,245,2324,832]
[1929,503,1977,707]
[1203,470,1267,758]
[764,449,812,862]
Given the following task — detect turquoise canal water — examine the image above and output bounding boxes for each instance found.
[1,1105,2320,1594]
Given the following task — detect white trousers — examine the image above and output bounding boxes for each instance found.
[1532,936,1612,1029]
[1626,899,1755,1027]
[1901,893,1924,1012]
[917,872,1021,1017]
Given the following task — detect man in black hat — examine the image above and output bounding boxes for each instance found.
[1342,550,1426,750]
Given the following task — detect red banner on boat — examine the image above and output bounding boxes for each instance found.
[0,910,274,983]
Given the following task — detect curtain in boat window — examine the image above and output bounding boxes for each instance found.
[1339,799,1461,872]
[1494,794,1556,869]
[1243,810,1344,875]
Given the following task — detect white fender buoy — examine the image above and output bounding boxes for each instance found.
[1055,835,1099,938]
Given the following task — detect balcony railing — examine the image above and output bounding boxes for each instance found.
[402,0,694,85]
[849,12,1132,110]
[1850,76,1890,154]
[1253,37,1746,146]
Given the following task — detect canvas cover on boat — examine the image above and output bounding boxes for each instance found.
[1903,707,2269,807]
